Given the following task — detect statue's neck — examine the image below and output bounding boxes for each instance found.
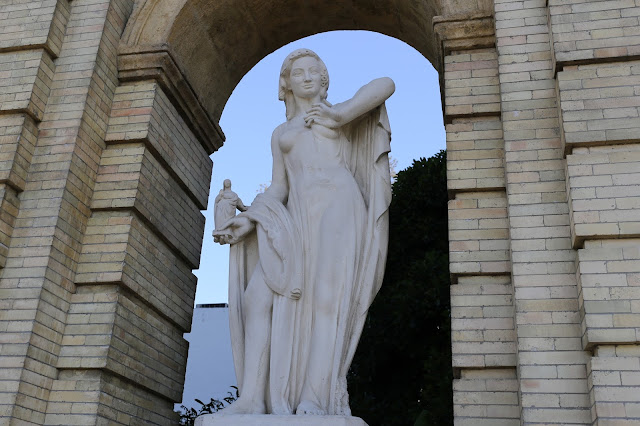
[293,96,321,117]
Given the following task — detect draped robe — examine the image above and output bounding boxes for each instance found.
[228,104,391,415]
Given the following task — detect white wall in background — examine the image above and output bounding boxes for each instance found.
[179,304,237,410]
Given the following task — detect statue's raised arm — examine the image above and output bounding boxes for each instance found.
[303,77,395,129]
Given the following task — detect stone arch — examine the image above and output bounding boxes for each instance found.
[118,0,494,152]
[108,0,497,423]
[120,0,445,123]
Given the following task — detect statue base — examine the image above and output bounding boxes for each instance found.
[195,414,368,426]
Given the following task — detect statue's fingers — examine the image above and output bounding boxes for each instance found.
[306,112,322,122]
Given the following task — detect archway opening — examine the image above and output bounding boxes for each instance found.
[180,29,446,417]
[121,0,445,123]
[197,30,445,304]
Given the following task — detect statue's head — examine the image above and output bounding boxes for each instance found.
[279,48,329,120]
[223,179,231,189]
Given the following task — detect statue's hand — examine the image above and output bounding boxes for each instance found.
[304,103,342,129]
[216,216,254,245]
[290,288,301,300]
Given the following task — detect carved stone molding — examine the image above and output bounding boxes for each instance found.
[118,43,225,154]
[433,12,495,54]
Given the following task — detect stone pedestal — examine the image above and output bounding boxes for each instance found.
[194,415,368,426]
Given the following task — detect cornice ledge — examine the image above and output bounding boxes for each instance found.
[433,12,495,54]
[118,43,225,155]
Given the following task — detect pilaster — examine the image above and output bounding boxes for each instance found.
[549,1,640,424]
[436,10,520,426]
[494,0,591,423]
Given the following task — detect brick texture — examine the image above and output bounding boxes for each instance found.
[577,240,640,348]
[448,191,511,276]
[0,0,133,422]
[549,0,640,66]
[0,183,19,268]
[496,0,591,423]
[445,49,501,118]
[44,369,179,425]
[0,0,69,55]
[440,11,516,426]
[56,284,188,402]
[0,114,38,192]
[0,49,54,121]
[451,276,516,369]
[588,345,640,425]
[567,144,640,245]
[447,117,505,192]
[105,81,212,209]
[1,0,639,424]
[76,211,196,332]
[91,142,205,268]
[453,368,520,426]
[558,61,640,148]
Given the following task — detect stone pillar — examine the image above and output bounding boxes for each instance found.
[442,1,640,424]
[550,1,640,424]
[435,12,521,425]
[0,0,221,423]
[0,0,132,422]
[493,0,592,423]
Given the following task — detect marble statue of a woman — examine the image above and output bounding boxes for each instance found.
[213,179,247,243]
[215,48,394,419]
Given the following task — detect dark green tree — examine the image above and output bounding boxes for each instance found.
[348,150,452,425]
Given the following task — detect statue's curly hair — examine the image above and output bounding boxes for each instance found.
[279,48,330,120]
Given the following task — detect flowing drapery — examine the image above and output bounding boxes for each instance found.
[228,104,391,415]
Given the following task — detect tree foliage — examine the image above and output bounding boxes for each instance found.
[348,150,452,425]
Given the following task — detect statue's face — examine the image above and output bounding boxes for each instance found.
[289,56,322,99]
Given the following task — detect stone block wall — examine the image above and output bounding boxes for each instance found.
[550,1,640,424]
[436,11,520,425]
[442,0,640,424]
[0,0,216,423]
[495,0,591,422]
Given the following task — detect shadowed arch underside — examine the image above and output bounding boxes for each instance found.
[119,0,450,127]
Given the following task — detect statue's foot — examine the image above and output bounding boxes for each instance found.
[219,396,266,415]
[296,400,326,415]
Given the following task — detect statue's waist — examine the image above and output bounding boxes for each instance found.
[296,165,354,183]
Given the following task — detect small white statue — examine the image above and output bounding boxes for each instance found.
[214,48,394,418]
[213,179,247,244]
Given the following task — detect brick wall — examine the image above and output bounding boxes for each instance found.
[496,0,592,423]
[558,61,640,148]
[549,0,640,424]
[437,12,520,422]
[0,0,210,423]
[549,0,640,66]
[577,240,640,349]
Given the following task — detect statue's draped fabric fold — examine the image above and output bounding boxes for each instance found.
[228,104,391,415]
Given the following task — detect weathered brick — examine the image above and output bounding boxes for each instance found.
[549,0,640,65]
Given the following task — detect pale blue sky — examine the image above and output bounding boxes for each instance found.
[194,30,446,304]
